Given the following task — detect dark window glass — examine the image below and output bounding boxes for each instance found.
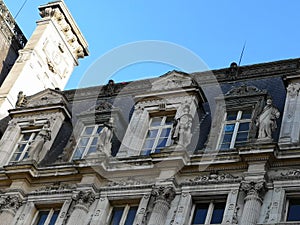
[238,122,250,131]
[241,110,252,119]
[124,206,138,225]
[192,203,209,224]
[287,199,300,221]
[110,207,124,225]
[226,111,238,121]
[211,203,225,223]
[49,211,59,225]
[36,211,49,225]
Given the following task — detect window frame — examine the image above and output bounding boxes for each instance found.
[72,124,103,159]
[140,115,174,155]
[32,207,60,225]
[108,203,138,225]
[10,128,42,163]
[189,200,226,225]
[284,197,300,222]
[217,109,252,150]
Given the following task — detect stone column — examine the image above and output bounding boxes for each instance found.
[66,191,95,225]
[148,186,176,225]
[0,195,22,225]
[240,180,266,225]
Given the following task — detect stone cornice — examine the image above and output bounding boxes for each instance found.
[0,1,27,49]
[38,1,88,59]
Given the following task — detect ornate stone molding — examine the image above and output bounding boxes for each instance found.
[183,173,241,185]
[241,180,266,201]
[73,191,95,211]
[0,1,27,48]
[152,186,176,206]
[39,5,86,59]
[287,83,300,98]
[272,169,300,180]
[225,84,265,97]
[0,195,22,214]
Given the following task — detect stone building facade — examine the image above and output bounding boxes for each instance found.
[0,56,300,225]
[0,1,300,225]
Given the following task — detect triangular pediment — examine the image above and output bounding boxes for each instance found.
[151,70,196,91]
[24,89,69,108]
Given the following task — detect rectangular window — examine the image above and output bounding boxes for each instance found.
[10,130,39,163]
[218,109,252,150]
[72,125,103,159]
[286,198,300,221]
[109,205,138,225]
[190,201,225,225]
[34,209,60,225]
[141,115,173,156]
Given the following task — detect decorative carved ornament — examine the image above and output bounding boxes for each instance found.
[240,180,266,200]
[151,70,196,91]
[152,186,175,205]
[272,169,300,181]
[73,191,95,209]
[183,173,241,185]
[287,83,300,98]
[107,177,150,187]
[0,195,22,213]
[39,6,85,59]
[225,84,265,97]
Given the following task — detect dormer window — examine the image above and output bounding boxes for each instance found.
[10,130,39,162]
[141,115,174,156]
[72,125,103,159]
[218,109,252,150]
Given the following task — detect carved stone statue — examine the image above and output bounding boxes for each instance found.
[97,118,114,156]
[26,122,51,162]
[256,98,280,140]
[172,104,193,147]
[15,91,27,108]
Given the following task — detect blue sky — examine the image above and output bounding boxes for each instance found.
[4,0,300,90]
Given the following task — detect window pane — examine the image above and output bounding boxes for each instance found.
[287,200,300,221]
[224,124,235,132]
[241,110,252,119]
[140,149,151,156]
[79,138,89,147]
[22,133,32,141]
[91,137,98,145]
[84,127,94,135]
[143,139,155,149]
[124,206,138,225]
[235,132,248,142]
[73,147,85,159]
[87,146,97,154]
[211,203,225,224]
[226,111,237,121]
[96,126,103,134]
[238,122,250,131]
[220,143,230,150]
[110,207,124,225]
[156,138,167,149]
[222,134,232,143]
[146,130,158,138]
[36,211,49,225]
[151,117,163,126]
[160,128,171,138]
[165,117,174,125]
[192,204,208,224]
[49,211,60,225]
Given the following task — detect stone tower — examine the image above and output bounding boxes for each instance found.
[0,0,88,119]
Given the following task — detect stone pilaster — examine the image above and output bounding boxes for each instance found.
[133,194,151,225]
[90,197,110,225]
[222,189,240,224]
[0,195,22,225]
[240,180,266,225]
[279,82,300,145]
[148,186,176,225]
[66,191,95,225]
[172,192,192,225]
